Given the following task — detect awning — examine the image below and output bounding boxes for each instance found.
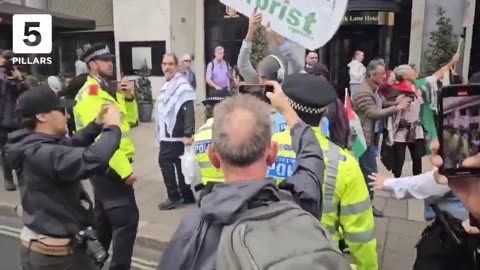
[347,0,401,12]
[0,2,95,31]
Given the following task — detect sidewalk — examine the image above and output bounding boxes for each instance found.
[0,111,430,269]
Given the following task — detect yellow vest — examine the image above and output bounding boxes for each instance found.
[193,118,224,185]
[270,127,378,270]
[74,76,136,179]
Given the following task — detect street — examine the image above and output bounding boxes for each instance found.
[0,216,160,270]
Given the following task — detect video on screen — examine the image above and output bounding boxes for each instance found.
[443,96,480,169]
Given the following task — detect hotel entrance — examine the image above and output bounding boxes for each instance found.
[204,0,248,68]
[324,11,396,93]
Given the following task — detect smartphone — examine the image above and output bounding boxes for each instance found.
[438,84,480,177]
[238,84,274,103]
[113,80,135,93]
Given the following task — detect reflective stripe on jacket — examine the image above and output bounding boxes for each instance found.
[269,127,378,270]
[194,118,224,184]
[74,76,136,179]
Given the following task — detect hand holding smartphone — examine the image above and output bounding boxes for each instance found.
[238,84,274,104]
[438,84,480,177]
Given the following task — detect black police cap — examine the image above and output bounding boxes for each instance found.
[282,73,337,115]
[80,43,115,63]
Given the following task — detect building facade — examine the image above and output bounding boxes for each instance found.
[0,0,477,101]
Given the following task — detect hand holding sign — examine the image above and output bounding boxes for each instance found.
[220,0,348,50]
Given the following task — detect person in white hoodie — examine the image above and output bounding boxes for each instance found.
[348,50,366,98]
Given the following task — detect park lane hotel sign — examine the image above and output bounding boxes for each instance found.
[343,11,395,26]
[219,0,348,50]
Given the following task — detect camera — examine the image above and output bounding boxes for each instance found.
[75,227,109,266]
[1,50,16,80]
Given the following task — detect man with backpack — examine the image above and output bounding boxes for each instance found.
[206,46,231,92]
[158,81,350,270]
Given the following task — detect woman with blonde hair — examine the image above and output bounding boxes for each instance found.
[348,50,366,98]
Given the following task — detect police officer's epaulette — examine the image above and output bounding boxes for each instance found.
[88,85,99,96]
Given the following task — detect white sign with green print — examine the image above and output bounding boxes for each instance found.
[219,0,348,50]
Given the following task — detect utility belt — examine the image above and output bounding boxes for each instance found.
[22,239,73,256]
[22,227,109,266]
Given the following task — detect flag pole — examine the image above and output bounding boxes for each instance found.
[344,88,348,108]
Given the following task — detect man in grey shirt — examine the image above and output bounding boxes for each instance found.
[237,10,303,84]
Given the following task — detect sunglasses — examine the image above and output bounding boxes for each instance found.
[184,60,192,63]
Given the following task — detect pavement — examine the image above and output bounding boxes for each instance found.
[0,107,434,269]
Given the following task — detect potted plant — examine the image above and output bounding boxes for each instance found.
[136,60,154,122]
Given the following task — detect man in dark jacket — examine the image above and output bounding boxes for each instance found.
[5,86,122,270]
[0,49,29,191]
[156,53,196,210]
[158,81,325,269]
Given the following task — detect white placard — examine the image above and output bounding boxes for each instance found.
[219,0,348,50]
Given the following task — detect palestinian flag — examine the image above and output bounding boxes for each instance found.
[345,89,367,158]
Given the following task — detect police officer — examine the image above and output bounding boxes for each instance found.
[6,86,122,270]
[267,73,378,270]
[192,90,231,200]
[74,43,139,270]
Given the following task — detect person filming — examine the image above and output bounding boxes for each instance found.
[5,86,123,270]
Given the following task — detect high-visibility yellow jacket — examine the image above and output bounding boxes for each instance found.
[193,118,224,185]
[126,100,139,126]
[74,76,136,179]
[193,114,285,187]
[269,127,378,270]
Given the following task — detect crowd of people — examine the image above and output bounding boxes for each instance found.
[3,6,480,270]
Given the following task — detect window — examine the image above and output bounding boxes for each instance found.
[119,41,166,76]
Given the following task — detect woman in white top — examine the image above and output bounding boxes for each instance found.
[347,50,366,98]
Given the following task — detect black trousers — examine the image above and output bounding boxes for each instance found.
[392,140,425,178]
[91,175,139,270]
[0,129,14,182]
[159,141,194,202]
[20,245,98,270]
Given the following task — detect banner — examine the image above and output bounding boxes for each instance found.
[219,0,348,50]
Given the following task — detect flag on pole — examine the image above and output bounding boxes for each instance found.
[345,88,367,158]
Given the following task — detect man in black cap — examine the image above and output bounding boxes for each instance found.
[268,73,379,270]
[5,86,122,270]
[74,43,140,270]
[191,89,231,201]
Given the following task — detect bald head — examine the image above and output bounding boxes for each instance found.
[212,95,272,167]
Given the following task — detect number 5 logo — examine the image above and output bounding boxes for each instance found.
[13,14,52,54]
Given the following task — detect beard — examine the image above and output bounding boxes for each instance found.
[164,70,175,80]
[98,69,114,80]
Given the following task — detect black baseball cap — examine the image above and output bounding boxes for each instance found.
[16,86,76,117]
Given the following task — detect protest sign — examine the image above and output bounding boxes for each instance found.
[219,0,348,50]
